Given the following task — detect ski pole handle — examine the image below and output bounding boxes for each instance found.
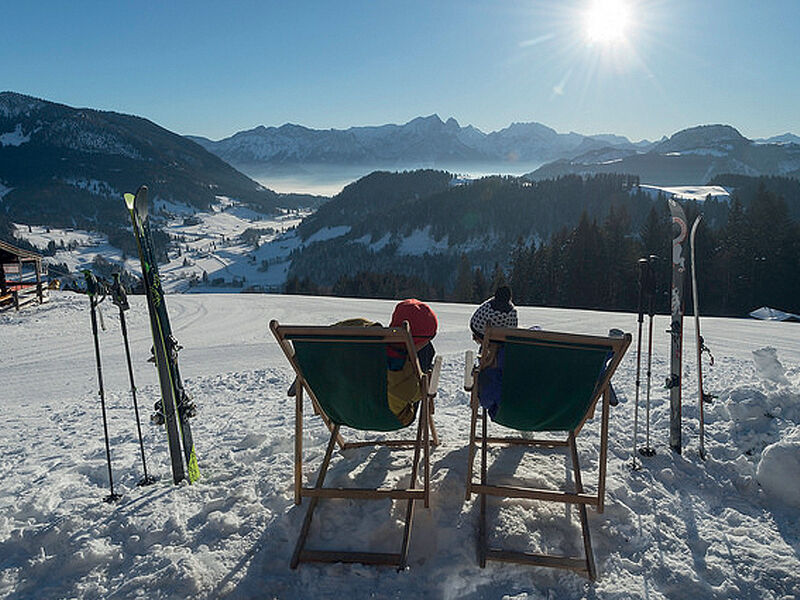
[637,258,647,323]
[110,272,130,311]
[646,255,657,317]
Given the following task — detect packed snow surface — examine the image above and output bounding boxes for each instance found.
[638,185,731,203]
[1,293,799,599]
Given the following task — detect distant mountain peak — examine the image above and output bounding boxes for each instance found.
[668,124,747,144]
[0,91,47,118]
[502,121,556,135]
[409,114,443,125]
[444,116,462,132]
[651,124,749,155]
[527,121,800,185]
[756,132,800,146]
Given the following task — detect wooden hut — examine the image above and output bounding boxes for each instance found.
[0,240,48,310]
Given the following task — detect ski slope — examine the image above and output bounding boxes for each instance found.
[1,292,799,599]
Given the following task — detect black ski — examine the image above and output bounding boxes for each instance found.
[666,199,688,454]
[125,186,199,484]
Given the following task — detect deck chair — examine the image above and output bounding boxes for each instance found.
[464,327,630,580]
[270,319,442,570]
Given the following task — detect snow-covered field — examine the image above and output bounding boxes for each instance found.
[12,198,310,293]
[637,185,731,203]
[1,293,799,599]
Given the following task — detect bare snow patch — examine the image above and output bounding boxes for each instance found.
[63,177,119,198]
[305,225,350,244]
[352,232,393,252]
[396,226,449,256]
[638,184,731,203]
[369,232,392,252]
[0,124,30,147]
[0,181,11,200]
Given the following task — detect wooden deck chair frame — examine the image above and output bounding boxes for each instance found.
[463,327,631,580]
[270,319,442,570]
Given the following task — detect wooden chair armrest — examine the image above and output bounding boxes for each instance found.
[427,355,442,398]
[464,350,475,391]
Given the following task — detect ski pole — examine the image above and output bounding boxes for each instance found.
[83,271,121,503]
[631,258,647,469]
[110,273,156,486]
[640,255,657,457]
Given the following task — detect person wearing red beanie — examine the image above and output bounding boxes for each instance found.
[388,299,438,425]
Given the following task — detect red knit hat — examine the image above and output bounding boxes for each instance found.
[391,299,438,349]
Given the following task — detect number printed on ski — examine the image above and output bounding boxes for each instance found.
[125,186,199,484]
[667,199,688,454]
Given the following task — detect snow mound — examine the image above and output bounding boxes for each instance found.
[752,347,790,385]
[757,427,800,508]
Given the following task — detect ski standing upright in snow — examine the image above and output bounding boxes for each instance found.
[125,186,199,485]
[666,199,688,454]
[690,215,714,460]
[83,270,121,503]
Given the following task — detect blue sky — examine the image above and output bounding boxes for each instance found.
[3,0,799,141]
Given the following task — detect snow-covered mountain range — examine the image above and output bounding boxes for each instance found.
[187,115,645,173]
[190,118,800,190]
[527,124,800,185]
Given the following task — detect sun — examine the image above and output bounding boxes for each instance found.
[584,0,631,44]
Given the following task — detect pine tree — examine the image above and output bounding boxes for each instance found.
[639,201,670,312]
[508,239,533,304]
[562,212,603,308]
[717,199,750,314]
[603,204,636,308]
[747,184,797,311]
[489,262,507,294]
[472,267,488,303]
[452,255,474,302]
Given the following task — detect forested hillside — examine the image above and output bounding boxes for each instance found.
[289,172,656,290]
[288,173,800,316]
[296,170,452,239]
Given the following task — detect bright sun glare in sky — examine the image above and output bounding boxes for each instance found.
[584,0,631,44]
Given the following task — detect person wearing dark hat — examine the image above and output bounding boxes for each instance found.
[470,285,518,343]
[470,286,517,418]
